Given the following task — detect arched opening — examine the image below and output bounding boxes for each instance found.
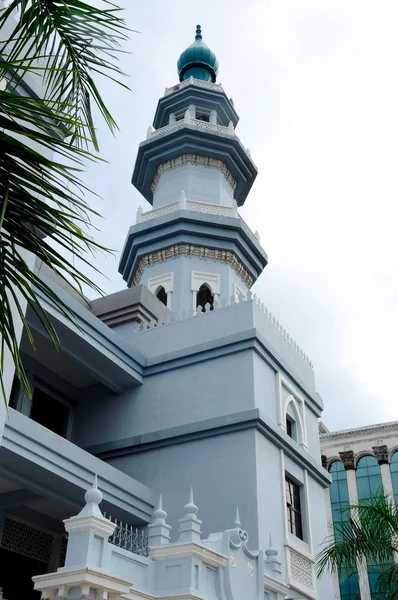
[286,402,297,441]
[356,455,385,599]
[155,286,167,307]
[196,284,214,312]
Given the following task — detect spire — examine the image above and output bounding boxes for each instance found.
[148,495,171,547]
[265,534,282,574]
[178,488,202,543]
[195,24,202,40]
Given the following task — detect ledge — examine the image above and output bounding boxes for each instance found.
[149,541,227,568]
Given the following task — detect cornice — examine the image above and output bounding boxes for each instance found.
[264,574,290,595]
[320,420,398,442]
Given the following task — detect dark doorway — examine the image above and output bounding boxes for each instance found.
[0,548,44,599]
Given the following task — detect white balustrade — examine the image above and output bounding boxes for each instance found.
[164,77,224,97]
[139,198,239,223]
[148,117,232,140]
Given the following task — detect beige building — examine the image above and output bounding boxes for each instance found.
[320,420,398,600]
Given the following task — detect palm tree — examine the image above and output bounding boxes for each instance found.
[0,0,130,402]
[316,493,398,599]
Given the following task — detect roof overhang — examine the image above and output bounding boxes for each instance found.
[0,409,156,524]
[28,275,145,393]
[132,124,257,206]
[119,210,268,288]
[153,84,239,129]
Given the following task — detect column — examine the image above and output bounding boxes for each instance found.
[339,451,371,600]
[324,487,341,600]
[372,445,394,499]
[209,109,217,124]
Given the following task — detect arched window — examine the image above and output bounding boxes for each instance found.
[196,284,213,312]
[156,286,167,307]
[329,462,360,600]
[286,402,297,441]
[390,452,398,506]
[356,456,384,599]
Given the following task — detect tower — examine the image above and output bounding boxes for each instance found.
[119,25,268,314]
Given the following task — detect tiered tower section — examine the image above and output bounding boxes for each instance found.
[120,26,267,314]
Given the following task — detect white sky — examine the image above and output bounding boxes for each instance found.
[77,0,398,431]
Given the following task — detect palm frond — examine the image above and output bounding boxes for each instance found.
[0,1,132,404]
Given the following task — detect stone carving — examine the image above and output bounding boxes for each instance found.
[1,517,53,564]
[289,548,314,590]
[372,445,389,465]
[150,153,237,193]
[339,450,355,470]
[321,454,328,469]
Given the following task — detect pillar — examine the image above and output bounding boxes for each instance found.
[209,109,217,124]
[339,451,372,600]
[324,486,341,600]
[372,445,394,499]
[169,112,177,124]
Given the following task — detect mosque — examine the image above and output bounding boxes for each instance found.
[0,25,333,600]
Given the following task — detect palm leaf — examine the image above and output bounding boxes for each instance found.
[0,1,132,405]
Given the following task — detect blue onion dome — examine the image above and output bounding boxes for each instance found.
[177,25,219,83]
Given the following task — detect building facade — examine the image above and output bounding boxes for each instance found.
[320,420,398,600]
[0,23,334,600]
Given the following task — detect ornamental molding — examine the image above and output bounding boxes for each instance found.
[149,541,227,568]
[339,450,355,470]
[263,574,290,595]
[150,153,237,193]
[32,567,132,600]
[132,245,254,289]
[372,445,389,465]
[63,515,115,537]
[320,420,398,442]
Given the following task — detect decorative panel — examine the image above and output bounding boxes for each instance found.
[1,517,53,564]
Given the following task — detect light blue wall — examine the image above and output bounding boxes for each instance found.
[72,350,256,448]
[106,429,259,546]
[153,163,234,207]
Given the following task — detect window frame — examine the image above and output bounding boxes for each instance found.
[285,476,303,540]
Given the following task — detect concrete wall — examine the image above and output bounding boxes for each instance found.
[153,162,234,208]
[72,349,256,448]
[106,429,259,546]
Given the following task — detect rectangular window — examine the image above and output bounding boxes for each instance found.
[286,418,293,438]
[285,477,303,540]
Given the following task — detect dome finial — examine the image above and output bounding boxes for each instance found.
[195,24,202,40]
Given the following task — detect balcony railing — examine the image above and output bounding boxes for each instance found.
[136,194,239,224]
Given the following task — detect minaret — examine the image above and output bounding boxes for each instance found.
[119,26,268,314]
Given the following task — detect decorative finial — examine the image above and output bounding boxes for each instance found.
[79,474,103,516]
[153,494,167,521]
[235,506,241,528]
[195,24,202,40]
[265,533,278,557]
[184,487,198,516]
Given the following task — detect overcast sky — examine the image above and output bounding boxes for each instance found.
[77,0,398,432]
